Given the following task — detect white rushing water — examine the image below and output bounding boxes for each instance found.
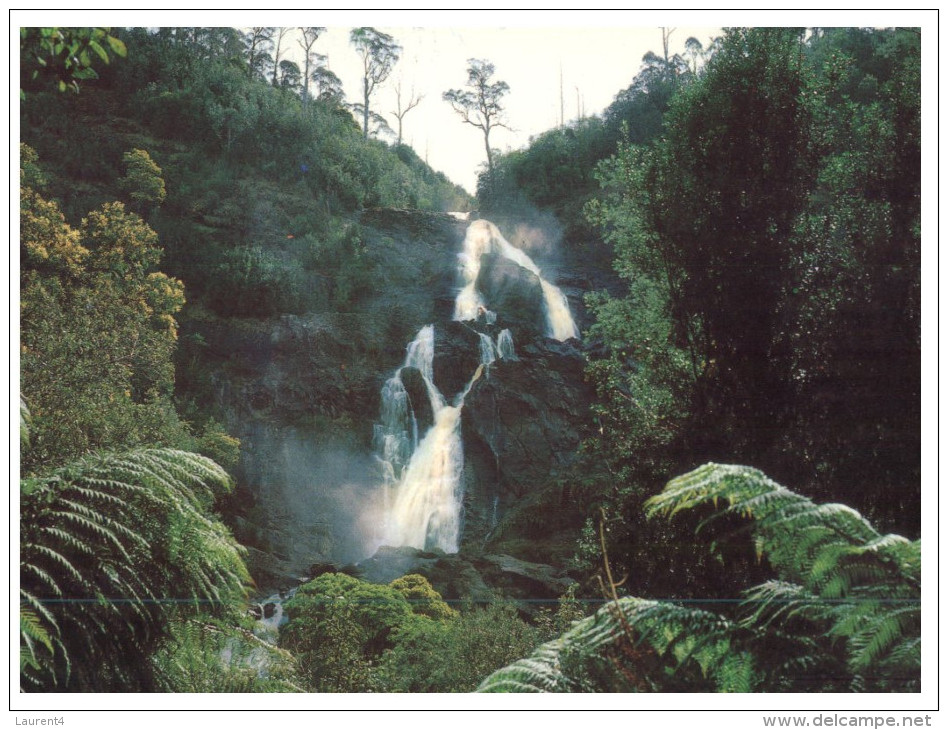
[373,219,577,553]
[497,328,517,361]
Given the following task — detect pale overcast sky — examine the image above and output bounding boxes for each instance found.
[310,24,721,193]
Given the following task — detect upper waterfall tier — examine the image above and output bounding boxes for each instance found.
[452,220,579,341]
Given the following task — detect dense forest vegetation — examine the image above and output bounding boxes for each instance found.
[484,24,920,564]
[19,26,921,694]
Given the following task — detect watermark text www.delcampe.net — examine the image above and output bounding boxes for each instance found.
[763,716,933,728]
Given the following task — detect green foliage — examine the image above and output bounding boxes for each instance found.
[278,571,548,692]
[20,174,88,278]
[778,28,921,530]
[152,616,303,692]
[20,27,127,95]
[389,574,458,621]
[283,573,411,654]
[648,463,920,686]
[280,572,413,691]
[120,148,167,211]
[195,418,241,476]
[20,448,251,691]
[21,150,191,472]
[633,28,814,454]
[481,45,690,238]
[20,143,47,189]
[377,601,545,692]
[581,26,920,585]
[285,597,380,692]
[201,218,374,317]
[533,584,588,641]
[23,28,469,220]
[480,465,920,693]
[280,573,412,692]
[478,598,754,693]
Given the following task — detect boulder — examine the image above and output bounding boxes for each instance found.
[349,545,446,585]
[474,553,576,601]
[433,321,483,403]
[307,562,340,579]
[475,253,548,337]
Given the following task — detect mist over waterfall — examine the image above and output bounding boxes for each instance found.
[372,219,578,554]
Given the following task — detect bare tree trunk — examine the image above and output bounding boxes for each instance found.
[303,52,310,106]
[662,27,675,64]
[272,28,287,86]
[363,78,370,139]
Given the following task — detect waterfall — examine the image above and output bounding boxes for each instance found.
[478,332,497,368]
[497,329,517,361]
[452,220,578,341]
[373,323,483,552]
[373,325,441,487]
[384,402,465,551]
[373,219,578,554]
[540,280,579,341]
[382,365,484,552]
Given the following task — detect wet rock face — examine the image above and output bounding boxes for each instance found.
[187,211,469,588]
[432,321,483,403]
[473,553,576,602]
[399,366,434,434]
[475,252,548,337]
[460,336,593,549]
[195,211,604,592]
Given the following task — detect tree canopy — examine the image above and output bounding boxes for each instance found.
[443,58,510,177]
[350,27,401,139]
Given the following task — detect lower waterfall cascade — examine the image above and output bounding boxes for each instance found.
[372,219,578,553]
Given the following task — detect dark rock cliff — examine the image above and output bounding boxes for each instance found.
[194,211,608,594]
[460,335,593,553]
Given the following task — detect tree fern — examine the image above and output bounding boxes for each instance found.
[20,448,252,691]
[647,463,920,690]
[480,464,920,692]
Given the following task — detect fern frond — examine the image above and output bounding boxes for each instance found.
[847,605,921,673]
[480,596,763,693]
[648,464,921,691]
[476,639,570,692]
[20,447,249,691]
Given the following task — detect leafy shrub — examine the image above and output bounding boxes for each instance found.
[279,573,411,691]
[21,151,192,472]
[195,418,241,475]
[120,148,166,212]
[389,574,458,621]
[377,601,544,692]
[206,244,310,316]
